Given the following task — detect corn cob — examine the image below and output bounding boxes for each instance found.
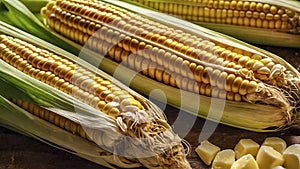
[0,32,191,168]
[122,0,300,47]
[40,0,300,131]
[40,0,292,102]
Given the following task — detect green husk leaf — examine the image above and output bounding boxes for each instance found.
[19,0,49,13]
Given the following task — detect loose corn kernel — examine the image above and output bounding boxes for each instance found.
[256,146,284,169]
[283,144,300,169]
[195,140,221,165]
[234,138,260,159]
[212,149,235,169]
[231,154,259,169]
[262,137,287,154]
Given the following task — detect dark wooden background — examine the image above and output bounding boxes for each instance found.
[0,45,299,169]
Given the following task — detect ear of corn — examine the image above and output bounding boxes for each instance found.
[122,0,300,47]
[0,0,299,131]
[0,21,192,169]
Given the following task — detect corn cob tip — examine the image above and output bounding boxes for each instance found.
[244,83,290,111]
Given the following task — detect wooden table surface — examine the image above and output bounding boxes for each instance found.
[0,45,299,169]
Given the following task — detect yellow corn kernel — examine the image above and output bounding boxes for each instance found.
[212,149,235,169]
[283,144,300,169]
[256,146,284,169]
[195,140,221,165]
[234,138,260,159]
[262,137,287,154]
[230,154,259,169]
